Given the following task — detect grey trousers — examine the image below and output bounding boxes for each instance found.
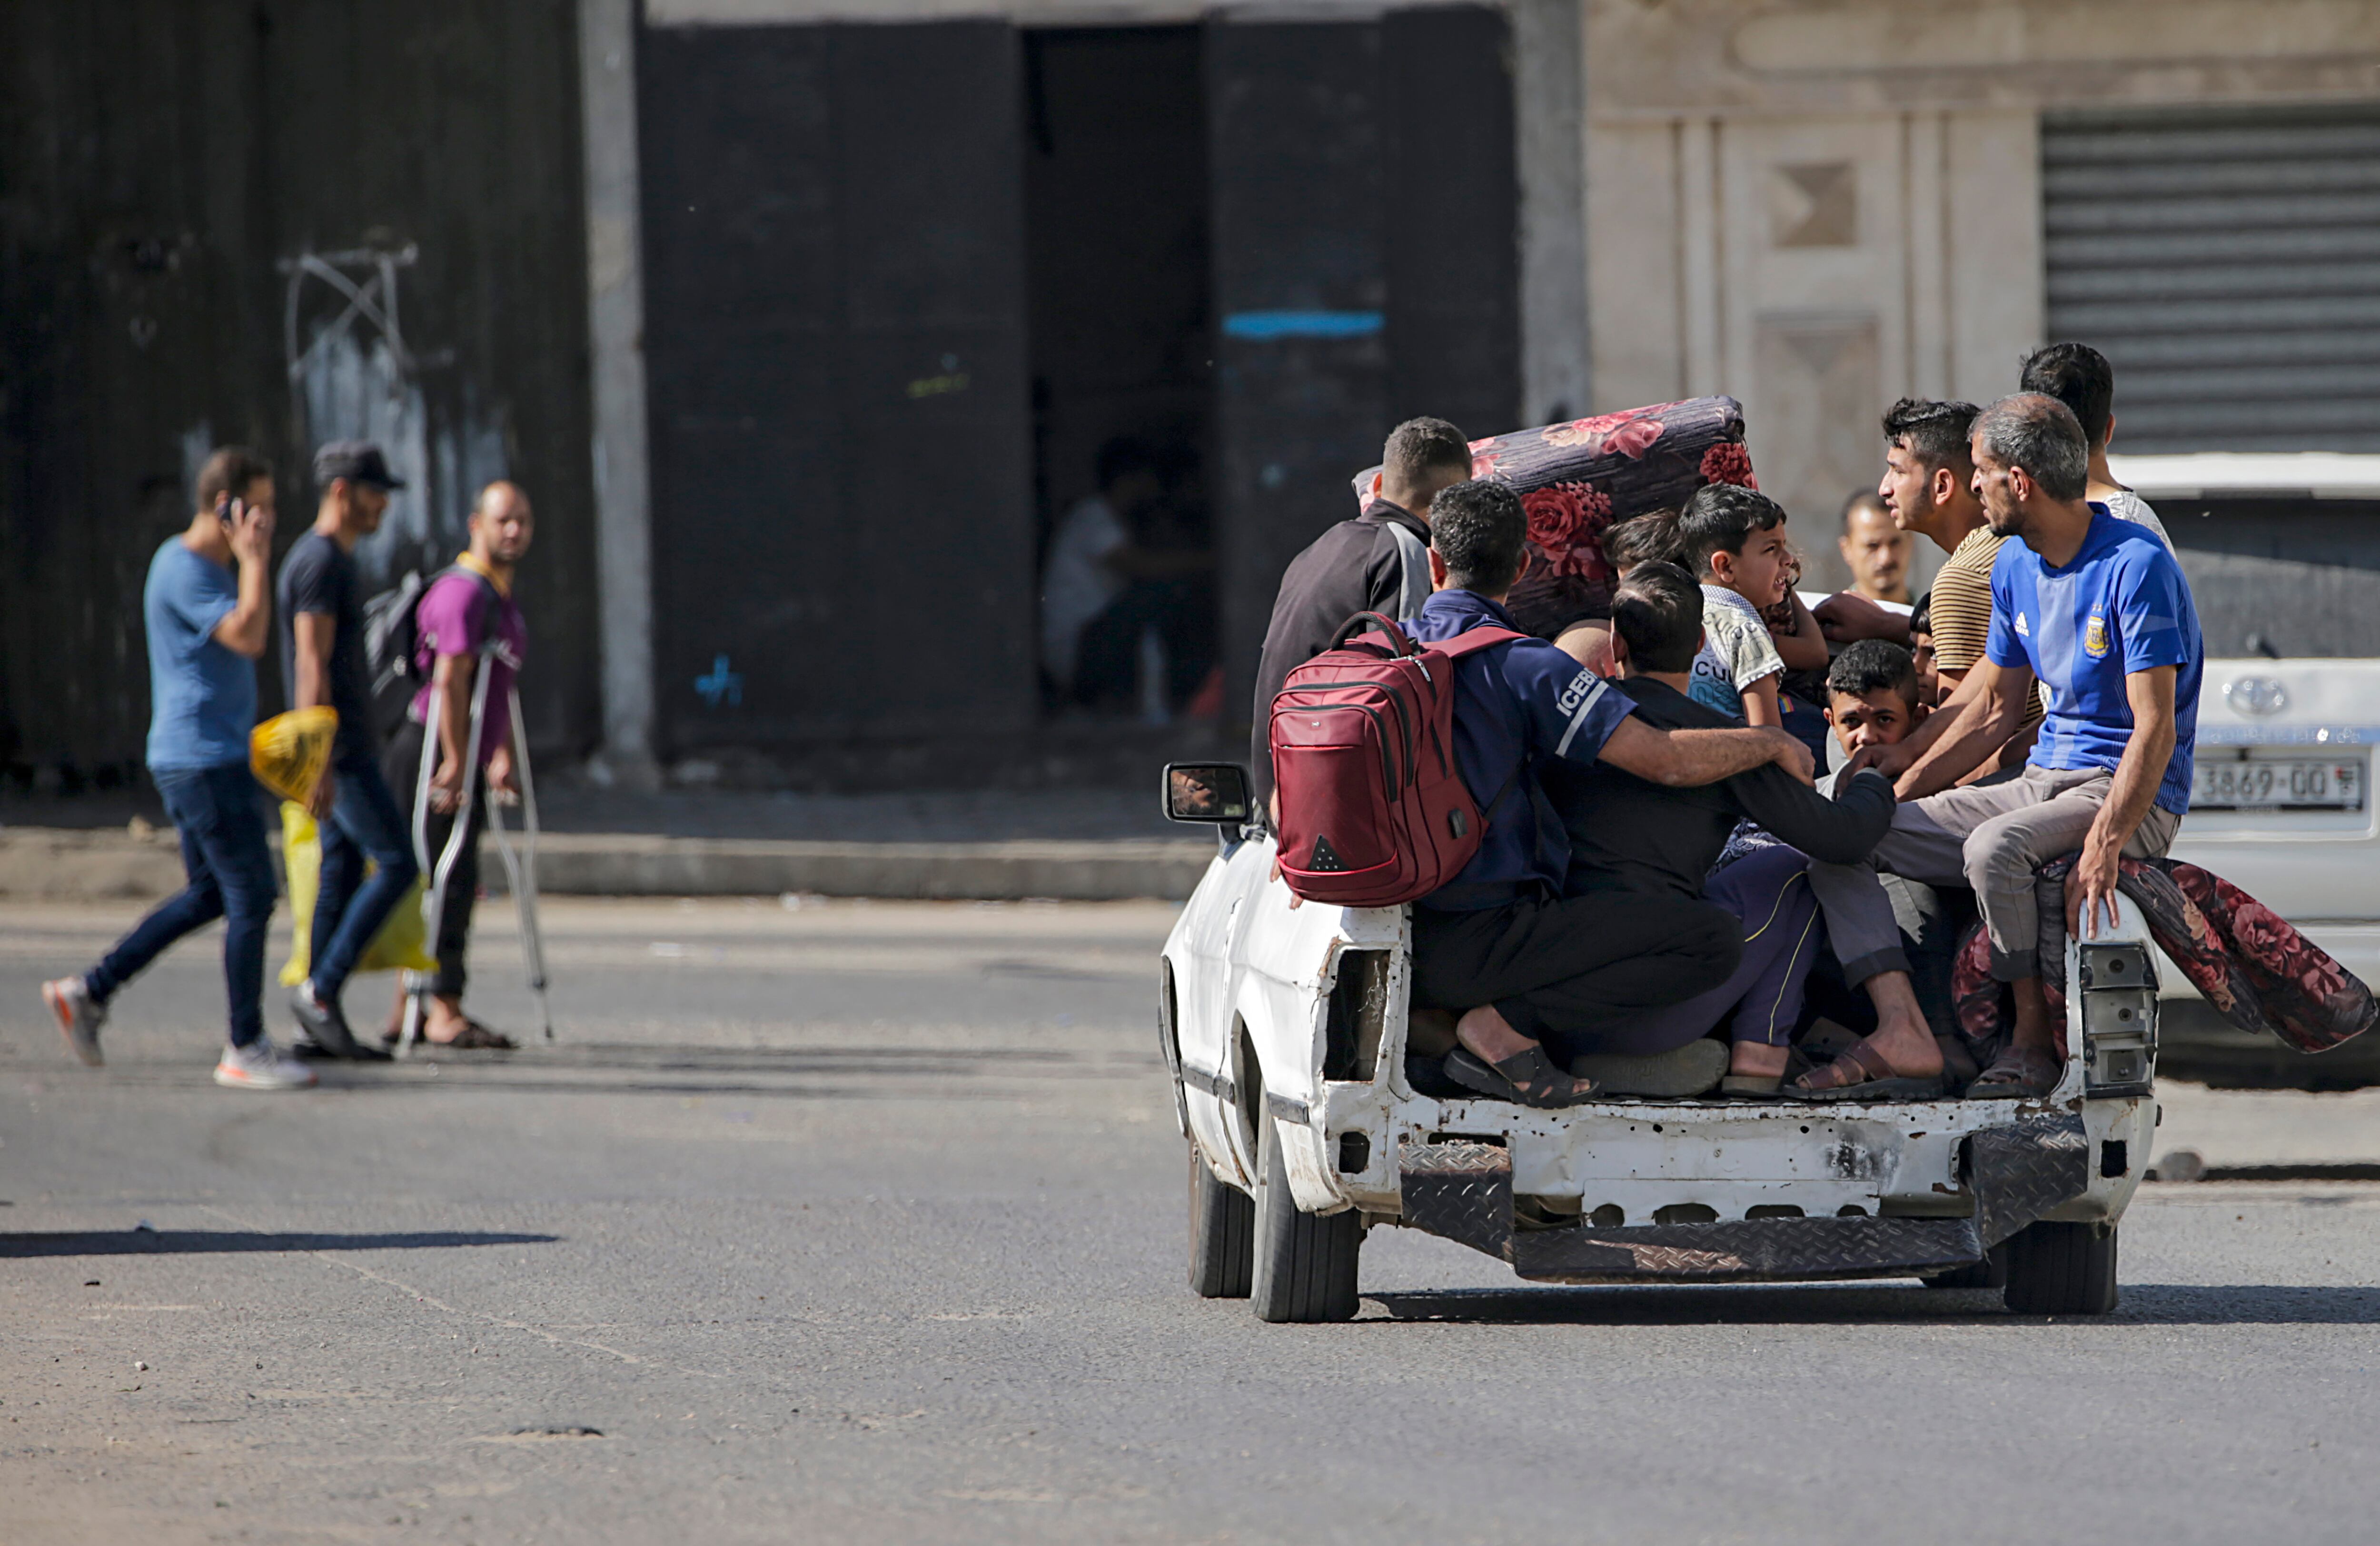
[1806,765,2182,985]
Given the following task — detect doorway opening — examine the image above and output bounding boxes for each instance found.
[1023,26,1218,726]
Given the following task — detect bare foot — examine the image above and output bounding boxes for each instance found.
[1730,1042,1789,1079]
[1454,1004,1536,1067]
[1855,971,1946,1078]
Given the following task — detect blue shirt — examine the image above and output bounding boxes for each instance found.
[1404,589,1636,911]
[144,538,257,771]
[1985,506,2202,814]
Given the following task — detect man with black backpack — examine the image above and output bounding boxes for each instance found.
[376,480,534,1049]
[280,443,417,1059]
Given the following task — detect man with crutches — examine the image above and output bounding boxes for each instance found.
[380,481,537,1051]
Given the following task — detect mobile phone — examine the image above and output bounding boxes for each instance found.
[217,494,241,529]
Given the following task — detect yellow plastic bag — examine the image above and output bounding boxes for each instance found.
[251,708,339,806]
[278,801,436,985]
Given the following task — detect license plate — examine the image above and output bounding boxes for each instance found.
[2192,754,2365,810]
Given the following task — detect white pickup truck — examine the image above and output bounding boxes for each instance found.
[1156,765,2158,1324]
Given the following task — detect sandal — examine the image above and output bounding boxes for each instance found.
[1445,1045,1598,1109]
[1790,1039,1946,1103]
[385,1019,517,1051]
[1965,1043,2060,1098]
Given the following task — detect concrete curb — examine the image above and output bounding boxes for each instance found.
[0,827,1217,903]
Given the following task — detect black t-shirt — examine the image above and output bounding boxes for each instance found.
[1248,499,1428,802]
[276,530,373,758]
[1541,676,1894,901]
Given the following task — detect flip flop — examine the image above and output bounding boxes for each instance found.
[1718,1073,1783,1098]
[1965,1043,2060,1098]
[1445,1045,1599,1109]
[1790,1039,1946,1103]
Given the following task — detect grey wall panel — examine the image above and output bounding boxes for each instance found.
[1206,20,1388,720]
[639,20,1033,756]
[0,0,601,783]
[1383,4,1518,439]
[2043,103,2380,453]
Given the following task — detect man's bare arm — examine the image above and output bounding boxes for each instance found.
[2069,665,2178,938]
[1771,590,1830,671]
[1599,717,1813,788]
[1893,656,2035,799]
[291,613,337,711]
[1846,657,1987,780]
[1814,590,1912,646]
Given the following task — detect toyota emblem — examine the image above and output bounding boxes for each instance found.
[2224,676,2289,717]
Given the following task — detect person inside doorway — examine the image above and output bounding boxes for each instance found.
[1042,436,1215,715]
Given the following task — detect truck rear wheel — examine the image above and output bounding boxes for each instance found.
[1251,1113,1362,1323]
[1188,1148,1254,1298]
[2003,1221,2119,1314]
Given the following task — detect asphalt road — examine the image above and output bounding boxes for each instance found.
[4,896,2380,1544]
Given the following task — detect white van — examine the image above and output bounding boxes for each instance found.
[2111,453,2380,1088]
[1156,766,2158,1324]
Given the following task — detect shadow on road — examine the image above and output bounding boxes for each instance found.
[0,1229,557,1258]
[1368,1281,2380,1326]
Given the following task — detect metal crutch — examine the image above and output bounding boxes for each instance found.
[481,684,552,1040]
[395,647,493,1059]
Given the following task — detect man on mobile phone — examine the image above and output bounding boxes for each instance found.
[278,442,418,1059]
[41,448,317,1089]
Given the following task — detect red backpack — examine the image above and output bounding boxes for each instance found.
[1270,611,1527,907]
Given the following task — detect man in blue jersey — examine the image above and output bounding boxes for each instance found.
[1802,394,2201,1098]
[1402,480,1814,1107]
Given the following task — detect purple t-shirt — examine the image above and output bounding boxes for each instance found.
[410,568,526,761]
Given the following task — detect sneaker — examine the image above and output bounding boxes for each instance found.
[42,977,107,1067]
[214,1036,318,1090]
[288,980,389,1061]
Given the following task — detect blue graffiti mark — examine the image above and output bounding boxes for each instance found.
[695,654,743,708]
[1222,310,1384,340]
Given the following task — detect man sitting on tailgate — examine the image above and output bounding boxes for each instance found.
[1403,481,1814,1108]
[1540,562,1895,1097]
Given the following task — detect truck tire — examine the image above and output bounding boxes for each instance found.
[1188,1148,1254,1298]
[2003,1221,2119,1315]
[1922,1244,2009,1290]
[1250,1113,1362,1323]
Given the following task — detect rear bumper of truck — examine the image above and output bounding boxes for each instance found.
[1384,1099,2148,1284]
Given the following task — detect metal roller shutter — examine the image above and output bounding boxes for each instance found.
[2043,103,2380,453]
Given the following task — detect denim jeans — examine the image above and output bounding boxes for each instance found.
[308,749,420,998]
[87,761,278,1047]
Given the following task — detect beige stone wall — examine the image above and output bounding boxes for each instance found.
[1582,0,2380,588]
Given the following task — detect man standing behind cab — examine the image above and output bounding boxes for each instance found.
[279,442,417,1059]
[42,448,316,1089]
[379,481,534,1050]
[1249,417,1472,803]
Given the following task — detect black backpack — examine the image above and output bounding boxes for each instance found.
[362,565,500,738]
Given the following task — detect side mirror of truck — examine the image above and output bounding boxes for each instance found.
[1162,762,1253,830]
